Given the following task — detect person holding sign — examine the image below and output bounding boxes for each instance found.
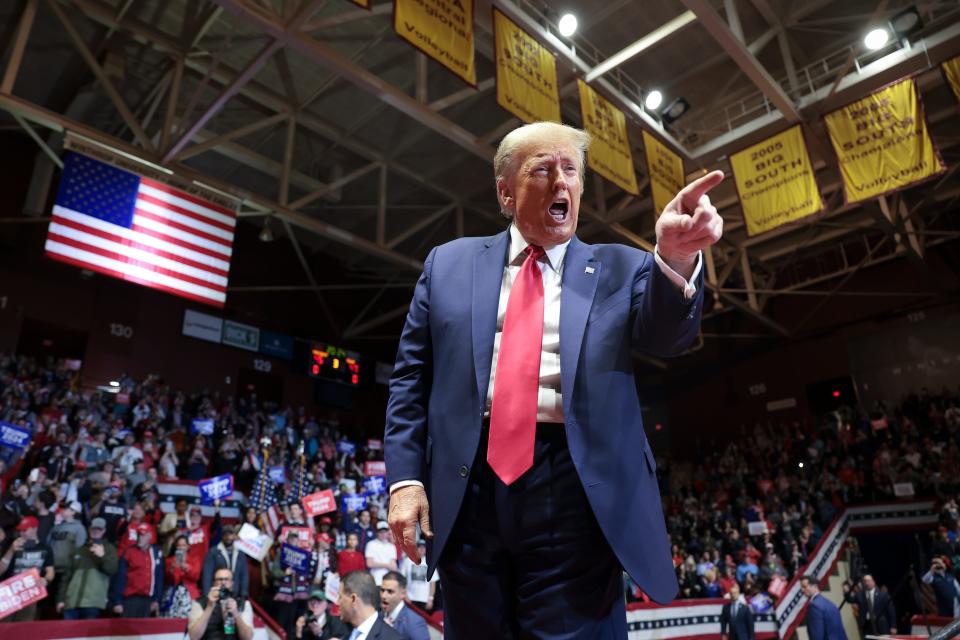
[0,516,55,621]
[386,121,724,638]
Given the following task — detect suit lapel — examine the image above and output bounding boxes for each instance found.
[472,230,510,409]
[559,236,600,418]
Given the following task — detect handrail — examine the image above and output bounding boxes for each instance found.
[930,617,960,640]
[250,597,286,640]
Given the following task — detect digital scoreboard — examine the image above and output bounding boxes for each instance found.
[309,344,360,386]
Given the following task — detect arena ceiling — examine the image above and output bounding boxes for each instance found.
[1,0,959,369]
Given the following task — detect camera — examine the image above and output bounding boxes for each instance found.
[219,586,233,601]
[305,614,318,625]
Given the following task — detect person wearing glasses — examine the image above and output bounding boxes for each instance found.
[187,567,254,640]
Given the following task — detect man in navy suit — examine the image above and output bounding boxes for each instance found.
[380,571,430,640]
[720,583,755,640]
[385,122,724,639]
[801,575,849,640]
[843,574,896,636]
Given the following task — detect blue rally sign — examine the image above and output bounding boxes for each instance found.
[0,422,32,450]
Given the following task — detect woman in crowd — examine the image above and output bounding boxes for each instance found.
[163,534,201,618]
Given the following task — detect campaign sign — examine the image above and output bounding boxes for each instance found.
[280,543,310,574]
[336,440,356,455]
[235,524,272,562]
[363,476,386,495]
[303,489,337,517]
[0,568,47,620]
[367,439,383,450]
[198,474,234,505]
[278,526,314,550]
[191,418,214,435]
[747,521,768,536]
[268,466,286,485]
[364,461,386,477]
[342,493,367,512]
[324,572,340,603]
[0,422,31,451]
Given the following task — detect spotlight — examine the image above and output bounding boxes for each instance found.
[259,218,274,242]
[558,13,578,37]
[109,381,120,387]
[644,90,663,111]
[660,97,690,124]
[798,462,805,469]
[863,28,890,50]
[890,6,923,37]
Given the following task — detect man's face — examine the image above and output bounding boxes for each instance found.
[89,526,105,540]
[380,578,405,613]
[308,598,326,616]
[213,571,233,591]
[21,526,38,542]
[377,528,390,541]
[863,575,876,591]
[337,588,358,625]
[800,579,814,598]
[176,500,188,515]
[137,531,151,548]
[499,138,582,248]
[223,530,236,547]
[729,584,740,600]
[358,511,370,526]
[346,533,358,550]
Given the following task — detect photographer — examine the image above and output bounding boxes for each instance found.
[187,567,254,640]
[922,557,960,617]
[294,589,347,640]
[56,517,118,619]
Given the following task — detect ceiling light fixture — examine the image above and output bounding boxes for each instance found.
[259,218,274,242]
[660,97,690,124]
[863,27,890,50]
[558,13,578,37]
[890,6,923,38]
[644,90,663,111]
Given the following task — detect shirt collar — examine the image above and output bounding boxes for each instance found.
[387,601,405,620]
[357,611,379,636]
[507,224,570,275]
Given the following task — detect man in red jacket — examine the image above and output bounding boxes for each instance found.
[112,523,163,618]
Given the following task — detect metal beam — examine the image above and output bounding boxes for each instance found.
[12,113,63,169]
[288,162,380,210]
[175,112,287,161]
[2,0,37,94]
[215,0,496,162]
[681,0,800,123]
[343,304,410,339]
[376,164,387,246]
[723,0,744,42]
[386,203,456,250]
[584,11,696,82]
[279,114,296,205]
[280,219,340,336]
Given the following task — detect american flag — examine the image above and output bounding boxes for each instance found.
[250,467,282,538]
[45,152,235,308]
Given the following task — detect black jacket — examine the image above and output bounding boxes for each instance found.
[845,588,896,634]
[720,600,755,640]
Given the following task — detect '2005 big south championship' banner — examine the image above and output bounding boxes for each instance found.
[395,0,476,86]
[641,130,684,217]
[578,80,639,195]
[943,55,960,105]
[824,77,944,204]
[493,9,560,124]
[729,125,823,236]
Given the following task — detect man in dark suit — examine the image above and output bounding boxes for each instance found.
[720,583,755,640]
[338,571,402,640]
[380,571,430,640]
[386,121,724,639]
[801,575,848,640]
[844,574,896,636]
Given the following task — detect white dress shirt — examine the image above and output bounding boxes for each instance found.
[349,611,379,640]
[385,600,405,625]
[390,226,701,493]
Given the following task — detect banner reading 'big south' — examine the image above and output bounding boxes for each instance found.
[493,9,560,124]
[395,0,476,86]
[641,130,684,217]
[578,80,639,195]
[943,55,960,105]
[729,125,823,236]
[824,78,944,204]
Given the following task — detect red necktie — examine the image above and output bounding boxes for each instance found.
[487,245,545,485]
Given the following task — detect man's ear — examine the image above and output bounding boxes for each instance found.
[496,178,514,211]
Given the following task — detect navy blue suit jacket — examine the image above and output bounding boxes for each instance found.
[392,604,430,640]
[806,594,848,640]
[385,229,703,604]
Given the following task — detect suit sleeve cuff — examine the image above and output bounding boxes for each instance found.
[390,480,424,493]
[654,245,702,301]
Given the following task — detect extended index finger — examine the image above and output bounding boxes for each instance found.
[680,170,725,210]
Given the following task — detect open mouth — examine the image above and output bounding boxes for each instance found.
[548,200,569,221]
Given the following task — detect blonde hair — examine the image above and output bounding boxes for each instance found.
[493,122,592,218]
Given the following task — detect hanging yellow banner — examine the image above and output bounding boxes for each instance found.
[729,125,823,236]
[577,80,638,195]
[394,0,476,86]
[641,130,684,217]
[493,9,560,124]
[824,78,944,204]
[943,55,960,105]
[350,0,370,8]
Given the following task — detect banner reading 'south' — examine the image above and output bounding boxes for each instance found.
[729,125,823,236]
[577,80,638,195]
[824,78,944,204]
[395,0,475,86]
[943,55,960,105]
[493,9,560,124]
[641,130,684,217]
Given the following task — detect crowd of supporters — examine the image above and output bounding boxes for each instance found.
[2,351,959,633]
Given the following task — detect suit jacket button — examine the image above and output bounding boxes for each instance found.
[459,465,469,478]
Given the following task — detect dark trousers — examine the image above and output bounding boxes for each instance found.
[439,424,626,640]
[65,607,102,619]
[123,594,153,618]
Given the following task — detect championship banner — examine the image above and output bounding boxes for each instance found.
[303,489,337,517]
[0,569,47,620]
[729,125,823,236]
[943,55,960,105]
[350,0,370,7]
[198,474,234,505]
[394,0,476,86]
[493,9,560,124]
[824,77,944,204]
[641,130,684,217]
[577,80,639,195]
